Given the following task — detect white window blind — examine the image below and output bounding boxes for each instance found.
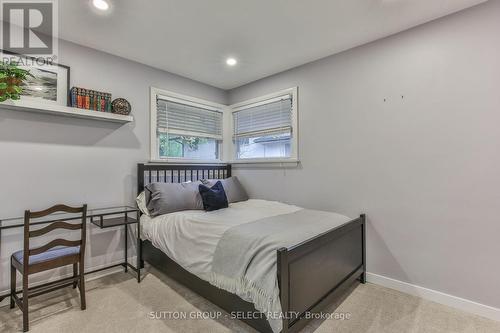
[233,94,292,138]
[157,97,223,139]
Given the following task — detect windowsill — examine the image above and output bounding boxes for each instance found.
[149,159,225,165]
[148,158,300,166]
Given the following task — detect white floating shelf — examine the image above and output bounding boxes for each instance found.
[0,100,134,123]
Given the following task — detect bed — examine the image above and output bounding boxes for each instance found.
[137,163,366,333]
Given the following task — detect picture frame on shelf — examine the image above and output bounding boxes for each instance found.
[1,50,70,107]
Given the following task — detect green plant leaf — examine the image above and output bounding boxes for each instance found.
[10,93,20,100]
[0,61,31,91]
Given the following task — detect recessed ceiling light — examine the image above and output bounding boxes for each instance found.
[226,58,237,66]
[92,0,109,11]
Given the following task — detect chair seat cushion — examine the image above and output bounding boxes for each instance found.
[12,245,80,265]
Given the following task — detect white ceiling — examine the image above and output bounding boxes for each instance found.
[58,0,487,90]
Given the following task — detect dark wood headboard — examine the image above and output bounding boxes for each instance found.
[137,163,232,194]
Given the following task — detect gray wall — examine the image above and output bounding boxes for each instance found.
[0,40,227,293]
[229,1,500,309]
[1,0,499,312]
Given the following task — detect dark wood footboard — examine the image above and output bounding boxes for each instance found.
[278,214,366,333]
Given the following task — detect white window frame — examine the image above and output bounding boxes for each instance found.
[150,87,226,164]
[229,87,298,164]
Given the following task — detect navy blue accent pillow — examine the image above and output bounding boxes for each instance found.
[198,181,229,211]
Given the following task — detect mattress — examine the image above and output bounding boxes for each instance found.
[140,199,302,275]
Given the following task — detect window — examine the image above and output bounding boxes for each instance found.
[231,88,297,162]
[150,87,298,164]
[151,88,224,161]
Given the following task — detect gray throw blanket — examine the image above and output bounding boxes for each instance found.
[208,209,350,333]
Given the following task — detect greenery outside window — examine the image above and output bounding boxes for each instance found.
[158,134,219,160]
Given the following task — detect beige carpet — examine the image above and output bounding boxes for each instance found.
[1,268,499,333]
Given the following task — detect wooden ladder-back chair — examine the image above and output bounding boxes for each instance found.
[10,204,87,332]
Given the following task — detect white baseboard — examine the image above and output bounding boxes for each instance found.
[366,272,500,322]
[0,256,137,308]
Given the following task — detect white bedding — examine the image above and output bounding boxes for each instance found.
[141,199,302,278]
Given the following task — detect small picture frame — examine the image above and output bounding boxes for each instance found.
[1,50,70,106]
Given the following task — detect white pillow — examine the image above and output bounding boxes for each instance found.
[136,191,151,216]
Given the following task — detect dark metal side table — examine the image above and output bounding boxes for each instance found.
[0,205,142,302]
[88,206,140,276]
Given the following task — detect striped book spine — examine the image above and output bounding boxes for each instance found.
[70,87,113,112]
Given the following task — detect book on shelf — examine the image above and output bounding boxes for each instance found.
[70,87,112,112]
